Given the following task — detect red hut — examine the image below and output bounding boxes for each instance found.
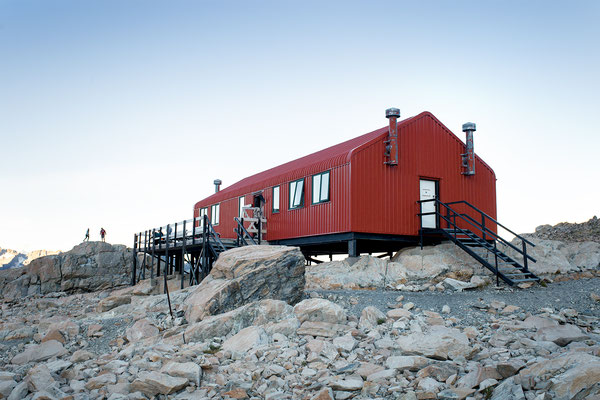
[194,110,498,259]
[132,109,538,288]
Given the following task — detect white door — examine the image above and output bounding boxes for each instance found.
[420,179,437,228]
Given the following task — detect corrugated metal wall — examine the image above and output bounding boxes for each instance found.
[351,112,497,236]
[204,164,352,240]
[195,112,497,241]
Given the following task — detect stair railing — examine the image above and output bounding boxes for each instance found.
[234,217,257,246]
[418,198,536,267]
[204,214,226,253]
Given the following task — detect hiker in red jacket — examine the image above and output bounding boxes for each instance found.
[100,228,106,242]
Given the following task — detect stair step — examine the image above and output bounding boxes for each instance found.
[510,278,540,283]
[436,223,540,285]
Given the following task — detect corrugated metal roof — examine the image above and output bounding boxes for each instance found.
[196,115,415,207]
[196,111,495,208]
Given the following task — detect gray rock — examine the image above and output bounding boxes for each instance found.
[7,381,28,400]
[161,362,202,386]
[330,376,364,391]
[490,377,525,400]
[442,278,478,292]
[130,371,188,396]
[184,299,295,342]
[396,326,471,360]
[0,380,17,398]
[0,241,135,299]
[97,294,132,312]
[548,361,600,400]
[26,364,55,392]
[222,326,270,353]
[294,298,347,324]
[305,255,407,290]
[534,323,589,346]
[126,318,159,343]
[11,340,67,365]
[184,245,305,323]
[85,373,117,390]
[385,356,429,371]
[333,334,357,352]
[358,306,386,329]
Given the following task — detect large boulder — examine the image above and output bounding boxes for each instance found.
[305,244,484,290]
[392,243,481,281]
[306,256,407,290]
[0,241,139,299]
[60,242,132,292]
[184,245,305,323]
[507,236,600,275]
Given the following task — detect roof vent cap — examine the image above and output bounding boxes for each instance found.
[213,179,222,193]
[462,122,476,132]
[386,108,401,118]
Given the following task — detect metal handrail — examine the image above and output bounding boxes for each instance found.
[444,200,535,247]
[205,215,226,252]
[234,217,257,246]
[418,198,536,263]
[455,212,537,262]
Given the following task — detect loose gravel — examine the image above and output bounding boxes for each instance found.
[309,277,600,326]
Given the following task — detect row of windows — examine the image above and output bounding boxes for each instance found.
[203,170,331,224]
[275,170,330,212]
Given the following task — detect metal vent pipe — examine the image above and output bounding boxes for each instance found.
[385,108,400,166]
[213,179,222,193]
[462,122,476,175]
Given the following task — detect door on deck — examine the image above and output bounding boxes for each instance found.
[419,179,438,229]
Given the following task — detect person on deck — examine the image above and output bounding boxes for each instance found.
[100,228,106,242]
[84,228,89,242]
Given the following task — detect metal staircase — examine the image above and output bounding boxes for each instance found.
[418,199,540,286]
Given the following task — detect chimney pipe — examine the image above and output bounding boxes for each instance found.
[461,122,476,175]
[213,179,222,193]
[385,108,400,166]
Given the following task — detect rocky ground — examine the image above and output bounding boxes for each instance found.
[531,216,600,243]
[0,242,599,400]
[0,242,141,299]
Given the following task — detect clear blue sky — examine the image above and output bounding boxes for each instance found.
[1,0,598,251]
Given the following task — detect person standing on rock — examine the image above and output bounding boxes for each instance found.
[84,228,90,242]
[100,227,106,242]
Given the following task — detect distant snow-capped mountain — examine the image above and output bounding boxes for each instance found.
[0,247,61,270]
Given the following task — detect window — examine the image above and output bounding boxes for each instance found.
[272,186,280,213]
[238,196,246,218]
[198,207,208,227]
[211,204,220,225]
[289,178,304,209]
[312,171,330,204]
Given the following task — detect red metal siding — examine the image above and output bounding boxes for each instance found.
[200,164,352,240]
[351,112,496,236]
[194,111,497,241]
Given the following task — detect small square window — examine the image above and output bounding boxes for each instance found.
[211,204,220,225]
[198,207,208,227]
[272,186,280,213]
[239,196,246,218]
[312,171,330,204]
[289,179,304,209]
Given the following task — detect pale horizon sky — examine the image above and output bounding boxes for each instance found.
[1,0,599,252]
